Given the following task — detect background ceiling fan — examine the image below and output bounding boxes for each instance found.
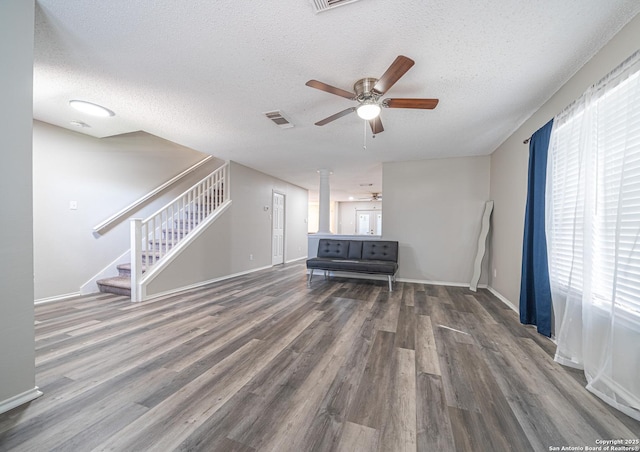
[358,192,382,201]
[306,55,439,135]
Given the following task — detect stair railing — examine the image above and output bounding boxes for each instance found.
[131,162,229,301]
[93,155,215,235]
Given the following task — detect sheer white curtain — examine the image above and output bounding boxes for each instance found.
[546,50,640,421]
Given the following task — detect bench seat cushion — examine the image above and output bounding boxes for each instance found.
[306,257,398,275]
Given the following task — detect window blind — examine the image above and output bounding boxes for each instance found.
[547,66,640,321]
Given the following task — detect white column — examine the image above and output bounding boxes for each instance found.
[318,169,332,234]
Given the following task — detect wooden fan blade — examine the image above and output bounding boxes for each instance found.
[369,116,384,134]
[315,107,356,126]
[384,98,439,109]
[372,55,415,95]
[306,80,354,99]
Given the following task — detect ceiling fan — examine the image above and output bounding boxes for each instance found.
[306,55,439,135]
[358,192,382,201]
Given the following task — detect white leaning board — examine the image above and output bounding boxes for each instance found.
[470,200,494,292]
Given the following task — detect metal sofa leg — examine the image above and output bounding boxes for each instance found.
[388,275,393,292]
[307,270,313,287]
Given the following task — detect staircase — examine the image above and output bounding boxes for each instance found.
[96,163,228,299]
[96,263,140,297]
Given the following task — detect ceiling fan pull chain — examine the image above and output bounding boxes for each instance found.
[363,120,367,150]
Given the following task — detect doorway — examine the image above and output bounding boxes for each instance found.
[272,192,285,265]
[356,209,382,235]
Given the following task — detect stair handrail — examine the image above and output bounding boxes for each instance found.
[93,155,216,235]
[131,161,229,301]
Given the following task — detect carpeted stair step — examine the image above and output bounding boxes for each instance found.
[140,251,163,263]
[149,240,175,251]
[96,185,226,299]
[117,263,146,277]
[185,212,208,220]
[186,203,211,213]
[96,276,131,297]
[162,228,190,240]
[97,261,150,296]
[173,219,200,230]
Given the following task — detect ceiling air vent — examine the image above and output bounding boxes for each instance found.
[264,110,294,129]
[311,0,361,14]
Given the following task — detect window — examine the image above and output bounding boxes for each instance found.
[547,59,640,322]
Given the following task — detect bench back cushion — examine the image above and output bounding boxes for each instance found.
[348,241,363,259]
[317,239,349,259]
[362,241,398,262]
[317,239,398,262]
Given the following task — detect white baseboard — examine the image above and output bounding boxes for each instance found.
[306,271,489,289]
[285,256,307,264]
[35,292,81,305]
[144,264,273,301]
[486,286,518,312]
[0,387,42,415]
[397,277,488,289]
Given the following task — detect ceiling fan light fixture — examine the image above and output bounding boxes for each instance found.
[356,102,381,120]
[69,100,115,117]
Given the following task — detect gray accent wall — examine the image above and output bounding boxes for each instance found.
[489,14,640,308]
[32,121,223,300]
[383,156,491,285]
[0,0,37,408]
[146,161,308,297]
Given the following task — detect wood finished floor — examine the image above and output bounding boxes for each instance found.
[1,262,638,451]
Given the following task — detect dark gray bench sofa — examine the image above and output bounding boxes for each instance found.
[306,239,399,291]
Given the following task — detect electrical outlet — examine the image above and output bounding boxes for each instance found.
[493,268,497,278]
[249,254,253,261]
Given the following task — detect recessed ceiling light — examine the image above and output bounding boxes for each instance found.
[348,196,354,201]
[69,100,115,117]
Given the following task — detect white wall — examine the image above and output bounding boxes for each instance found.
[146,161,308,296]
[0,0,39,412]
[336,200,382,235]
[285,186,310,262]
[307,201,337,234]
[383,156,491,284]
[489,14,640,308]
[33,121,224,300]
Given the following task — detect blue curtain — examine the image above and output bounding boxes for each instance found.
[519,119,554,337]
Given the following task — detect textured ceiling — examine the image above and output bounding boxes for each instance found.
[33,0,640,201]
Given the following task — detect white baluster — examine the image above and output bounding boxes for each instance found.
[131,163,229,302]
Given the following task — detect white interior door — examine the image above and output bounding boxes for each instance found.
[272,192,285,265]
[356,210,382,235]
[357,213,371,235]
